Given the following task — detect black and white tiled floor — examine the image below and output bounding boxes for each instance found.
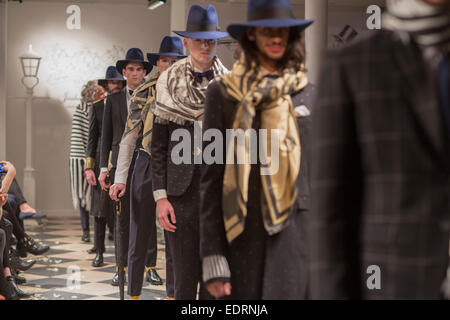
[19,216,167,300]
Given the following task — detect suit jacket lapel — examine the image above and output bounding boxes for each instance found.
[119,90,128,127]
[391,33,446,162]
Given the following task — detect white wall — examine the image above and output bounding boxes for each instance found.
[4,0,383,216]
[6,1,170,216]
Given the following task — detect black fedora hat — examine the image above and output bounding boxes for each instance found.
[173,4,229,39]
[116,48,152,75]
[227,0,314,40]
[98,66,126,88]
[147,36,187,66]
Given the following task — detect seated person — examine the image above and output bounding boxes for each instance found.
[1,162,49,258]
[0,161,32,299]
[9,178,46,220]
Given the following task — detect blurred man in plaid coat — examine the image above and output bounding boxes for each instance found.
[310,0,450,299]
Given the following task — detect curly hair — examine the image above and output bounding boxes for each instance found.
[81,80,99,103]
[237,27,306,72]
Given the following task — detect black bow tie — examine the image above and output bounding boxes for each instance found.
[128,89,134,96]
[193,70,214,85]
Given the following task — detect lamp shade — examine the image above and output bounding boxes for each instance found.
[19,45,42,77]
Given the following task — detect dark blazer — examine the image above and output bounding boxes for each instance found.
[100,89,128,170]
[199,80,314,263]
[151,121,196,196]
[86,99,105,160]
[310,30,450,300]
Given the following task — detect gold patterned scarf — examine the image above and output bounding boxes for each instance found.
[221,54,308,243]
[122,73,159,154]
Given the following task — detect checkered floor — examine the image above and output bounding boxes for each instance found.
[18,216,167,300]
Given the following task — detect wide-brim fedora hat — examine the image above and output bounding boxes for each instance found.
[173,4,229,39]
[147,36,187,66]
[227,0,314,40]
[116,48,152,75]
[98,66,126,87]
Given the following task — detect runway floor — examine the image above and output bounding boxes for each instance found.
[18,216,167,300]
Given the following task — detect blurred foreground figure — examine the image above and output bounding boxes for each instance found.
[201,0,314,299]
[310,0,450,299]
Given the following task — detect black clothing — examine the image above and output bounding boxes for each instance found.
[200,81,314,299]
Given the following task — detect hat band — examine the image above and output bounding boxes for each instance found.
[186,22,219,32]
[248,7,295,21]
[126,57,145,62]
[159,47,184,55]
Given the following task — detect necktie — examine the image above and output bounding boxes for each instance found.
[129,89,134,96]
[193,70,214,85]
[438,55,449,135]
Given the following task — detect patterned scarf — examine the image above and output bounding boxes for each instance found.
[221,54,308,243]
[122,73,159,154]
[383,0,450,52]
[153,56,228,125]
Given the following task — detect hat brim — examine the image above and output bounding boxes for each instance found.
[98,79,126,87]
[227,19,314,40]
[173,30,229,40]
[116,59,152,75]
[147,52,187,66]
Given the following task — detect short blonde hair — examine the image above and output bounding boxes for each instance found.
[81,80,99,103]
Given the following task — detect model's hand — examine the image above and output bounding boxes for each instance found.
[98,172,111,191]
[85,169,97,186]
[206,281,231,298]
[109,183,126,202]
[156,198,176,232]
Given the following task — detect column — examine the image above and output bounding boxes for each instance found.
[305,0,328,84]
[0,0,7,159]
[23,87,35,207]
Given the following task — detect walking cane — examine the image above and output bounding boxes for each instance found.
[115,198,125,300]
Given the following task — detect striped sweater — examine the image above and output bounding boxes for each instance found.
[69,102,91,211]
[70,103,90,158]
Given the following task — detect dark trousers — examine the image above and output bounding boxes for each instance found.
[92,177,113,253]
[0,217,12,269]
[80,206,90,232]
[9,179,27,206]
[127,150,159,296]
[0,228,9,298]
[107,213,114,234]
[164,230,174,298]
[166,166,210,300]
[94,217,107,254]
[2,201,25,241]
[110,154,135,271]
